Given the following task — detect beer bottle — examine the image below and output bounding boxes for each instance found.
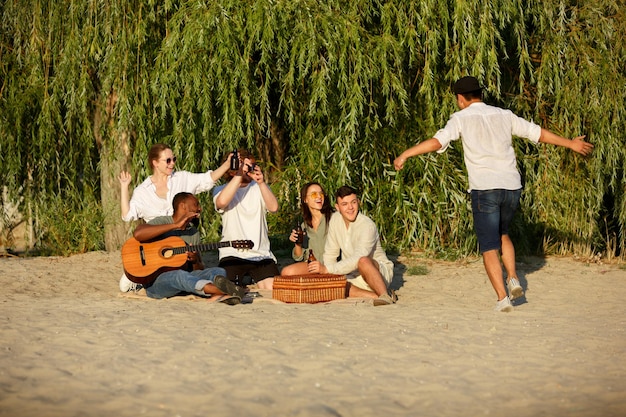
[307,249,317,263]
[230,149,239,171]
[295,224,304,244]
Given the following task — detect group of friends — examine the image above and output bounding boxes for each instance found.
[119,146,395,306]
[118,76,594,312]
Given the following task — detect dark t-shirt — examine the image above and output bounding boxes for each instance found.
[148,215,200,245]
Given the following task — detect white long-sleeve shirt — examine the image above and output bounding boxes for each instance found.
[323,212,393,278]
[123,170,217,222]
[433,102,541,191]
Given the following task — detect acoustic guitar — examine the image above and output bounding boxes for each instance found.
[121,236,253,285]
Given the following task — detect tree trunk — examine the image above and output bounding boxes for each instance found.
[95,89,131,251]
[256,117,286,181]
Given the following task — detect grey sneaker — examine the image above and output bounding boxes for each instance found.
[119,274,142,292]
[507,277,524,300]
[494,296,514,312]
[214,275,246,299]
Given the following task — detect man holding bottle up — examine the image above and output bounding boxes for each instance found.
[213,149,280,290]
[313,185,396,306]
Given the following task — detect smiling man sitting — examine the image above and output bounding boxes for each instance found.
[317,186,395,306]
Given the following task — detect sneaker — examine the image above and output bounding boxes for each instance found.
[214,275,246,299]
[119,274,142,292]
[494,296,514,312]
[373,293,394,306]
[507,277,524,300]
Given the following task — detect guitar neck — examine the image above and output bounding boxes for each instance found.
[172,241,231,255]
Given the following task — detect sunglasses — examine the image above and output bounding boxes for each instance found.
[161,156,177,164]
[307,191,324,199]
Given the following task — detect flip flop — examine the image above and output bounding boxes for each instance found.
[214,294,241,305]
[241,291,262,304]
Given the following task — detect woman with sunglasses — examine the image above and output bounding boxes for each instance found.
[281,182,334,276]
[117,143,232,292]
[119,143,231,223]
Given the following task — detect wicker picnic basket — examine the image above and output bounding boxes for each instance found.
[272,274,347,303]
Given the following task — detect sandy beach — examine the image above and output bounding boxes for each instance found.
[1,250,625,417]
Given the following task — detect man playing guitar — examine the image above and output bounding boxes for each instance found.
[129,192,246,304]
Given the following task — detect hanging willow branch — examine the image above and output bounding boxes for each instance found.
[0,0,624,258]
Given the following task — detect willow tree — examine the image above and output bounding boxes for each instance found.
[0,0,173,252]
[1,0,625,259]
[153,0,625,257]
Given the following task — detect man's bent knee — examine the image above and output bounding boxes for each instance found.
[357,256,378,269]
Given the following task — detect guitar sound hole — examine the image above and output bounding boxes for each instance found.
[162,249,174,259]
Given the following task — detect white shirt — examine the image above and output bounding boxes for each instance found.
[212,182,276,262]
[323,212,393,276]
[433,102,542,191]
[123,170,217,222]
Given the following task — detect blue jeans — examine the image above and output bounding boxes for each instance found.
[145,267,227,299]
[470,189,521,253]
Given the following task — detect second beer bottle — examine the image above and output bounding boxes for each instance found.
[230,149,239,171]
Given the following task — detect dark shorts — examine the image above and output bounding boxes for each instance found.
[218,256,280,285]
[470,189,521,253]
